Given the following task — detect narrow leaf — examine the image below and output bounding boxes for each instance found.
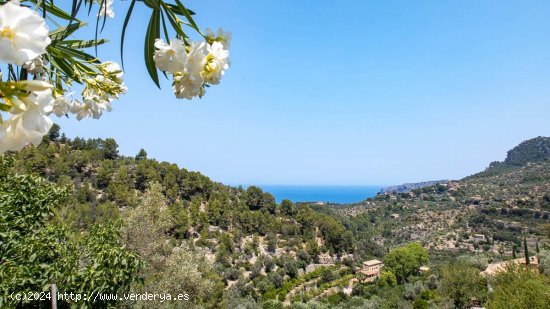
[144,9,161,88]
[160,9,170,43]
[163,9,187,38]
[164,3,195,16]
[50,22,88,43]
[120,0,137,69]
[174,0,201,34]
[61,39,109,49]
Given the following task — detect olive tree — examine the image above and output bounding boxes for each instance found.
[383,242,428,283]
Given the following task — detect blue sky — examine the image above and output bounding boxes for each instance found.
[57,0,550,185]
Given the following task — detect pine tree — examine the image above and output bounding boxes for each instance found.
[524,237,530,265]
[135,148,148,161]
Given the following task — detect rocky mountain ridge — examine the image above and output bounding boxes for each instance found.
[380,180,449,194]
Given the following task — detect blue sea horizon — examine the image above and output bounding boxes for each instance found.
[248,185,384,204]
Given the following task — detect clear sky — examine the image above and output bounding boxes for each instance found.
[57,0,550,186]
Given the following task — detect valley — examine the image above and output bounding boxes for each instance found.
[2,128,550,308]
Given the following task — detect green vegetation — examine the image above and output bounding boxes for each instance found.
[1,129,354,308]
[377,269,397,287]
[487,265,550,309]
[0,157,141,308]
[439,262,487,308]
[503,136,550,166]
[383,243,428,283]
[2,130,550,308]
[261,265,339,302]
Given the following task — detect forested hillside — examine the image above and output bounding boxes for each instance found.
[2,125,358,308]
[2,128,550,308]
[340,137,550,253]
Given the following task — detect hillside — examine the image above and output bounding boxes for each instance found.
[380,180,449,194]
[4,125,358,308]
[504,136,550,166]
[481,136,550,174]
[3,130,550,309]
[339,137,550,256]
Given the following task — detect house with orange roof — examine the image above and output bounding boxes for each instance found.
[358,259,384,282]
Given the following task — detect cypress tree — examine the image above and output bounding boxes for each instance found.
[536,239,540,253]
[512,244,517,259]
[524,237,530,265]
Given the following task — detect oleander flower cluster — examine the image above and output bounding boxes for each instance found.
[0,80,54,153]
[70,61,128,120]
[0,0,228,154]
[0,1,125,153]
[154,29,231,99]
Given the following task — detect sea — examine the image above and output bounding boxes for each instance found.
[256,185,383,204]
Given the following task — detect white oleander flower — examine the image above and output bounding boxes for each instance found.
[23,55,46,75]
[78,62,125,116]
[51,95,70,117]
[82,80,102,102]
[100,61,127,97]
[0,1,51,65]
[18,80,52,92]
[68,99,85,118]
[186,41,207,77]
[70,98,103,120]
[0,88,54,153]
[203,41,230,85]
[98,0,114,18]
[98,99,113,113]
[173,72,204,99]
[205,28,232,49]
[104,61,124,83]
[172,41,206,99]
[153,38,187,74]
[106,61,127,95]
[83,84,123,104]
[68,99,88,120]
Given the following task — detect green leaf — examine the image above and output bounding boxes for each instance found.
[145,9,161,88]
[164,3,195,16]
[51,45,98,62]
[142,0,161,9]
[49,22,88,43]
[162,8,187,38]
[69,0,84,27]
[174,0,201,35]
[48,56,75,79]
[94,0,105,55]
[61,39,109,49]
[41,2,77,21]
[0,103,11,112]
[160,9,170,43]
[120,0,137,69]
